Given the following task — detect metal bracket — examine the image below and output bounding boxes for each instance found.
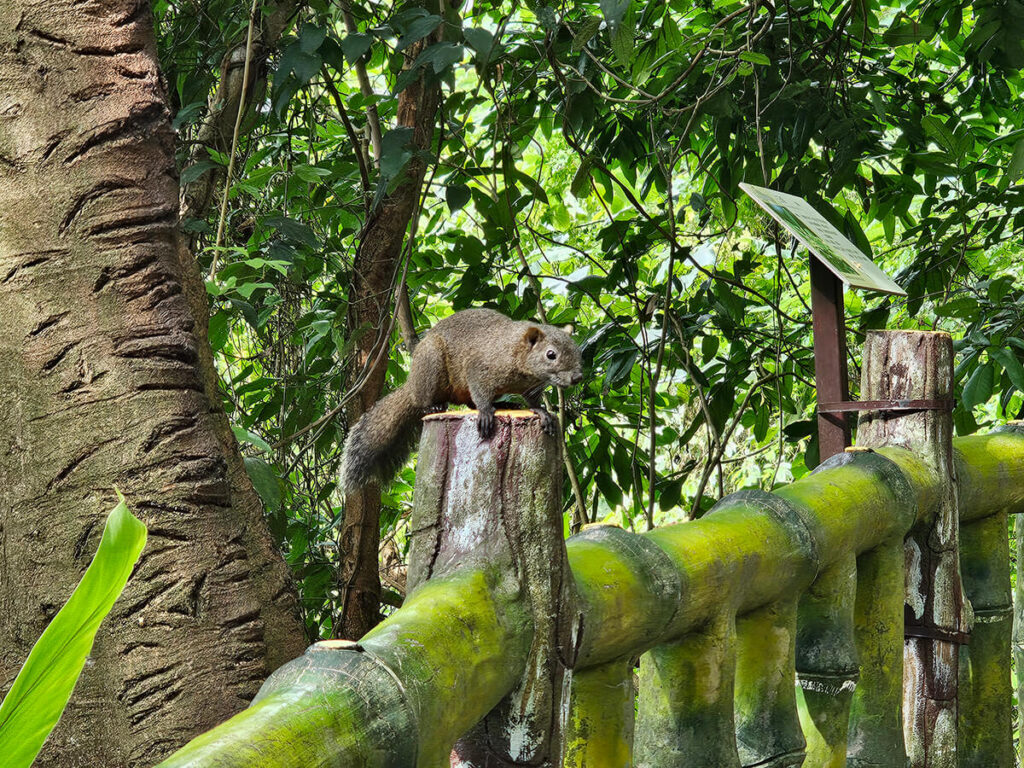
[904,622,970,646]
[818,398,955,415]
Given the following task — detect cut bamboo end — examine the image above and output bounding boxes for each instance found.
[423,408,539,422]
[312,639,363,651]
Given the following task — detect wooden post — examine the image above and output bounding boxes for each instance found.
[407,410,577,767]
[856,331,966,768]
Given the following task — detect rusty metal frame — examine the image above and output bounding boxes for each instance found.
[810,257,851,461]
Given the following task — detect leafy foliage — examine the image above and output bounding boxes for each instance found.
[0,497,146,767]
[158,0,1024,636]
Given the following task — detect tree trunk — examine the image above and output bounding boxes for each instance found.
[0,2,306,765]
[338,13,447,639]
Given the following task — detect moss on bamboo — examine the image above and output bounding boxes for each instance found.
[634,613,739,767]
[796,555,857,768]
[958,511,1012,766]
[563,657,635,768]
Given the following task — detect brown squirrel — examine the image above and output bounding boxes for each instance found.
[340,308,583,494]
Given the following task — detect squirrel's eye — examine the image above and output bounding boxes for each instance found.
[546,349,557,360]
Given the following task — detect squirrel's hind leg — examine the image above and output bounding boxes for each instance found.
[406,335,447,411]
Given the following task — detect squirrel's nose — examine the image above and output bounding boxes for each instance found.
[571,371,583,386]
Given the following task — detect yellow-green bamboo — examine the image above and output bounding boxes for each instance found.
[796,554,858,768]
[958,510,1012,766]
[634,612,739,767]
[734,599,804,767]
[847,539,906,767]
[563,657,635,768]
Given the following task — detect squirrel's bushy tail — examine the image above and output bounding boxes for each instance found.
[340,386,424,494]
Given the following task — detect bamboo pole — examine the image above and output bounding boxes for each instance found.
[563,657,635,768]
[957,510,1012,765]
[735,598,805,766]
[856,330,966,768]
[796,553,858,767]
[634,612,740,767]
[157,423,1024,767]
[847,538,907,766]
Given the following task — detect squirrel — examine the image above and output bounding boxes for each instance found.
[340,308,583,494]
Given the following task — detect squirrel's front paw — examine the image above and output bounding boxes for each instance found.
[532,407,558,436]
[477,408,496,438]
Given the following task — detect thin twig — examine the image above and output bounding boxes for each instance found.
[209,0,261,280]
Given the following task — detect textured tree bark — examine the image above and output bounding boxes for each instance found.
[338,10,448,639]
[0,2,305,765]
[857,330,965,768]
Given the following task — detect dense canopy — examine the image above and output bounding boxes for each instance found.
[157,0,1024,636]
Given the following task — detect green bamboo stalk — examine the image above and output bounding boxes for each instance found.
[634,612,739,767]
[563,656,635,768]
[735,599,805,767]
[958,510,1013,766]
[846,538,906,766]
[796,553,858,768]
[157,428,1024,767]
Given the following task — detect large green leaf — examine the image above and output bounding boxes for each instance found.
[0,497,147,768]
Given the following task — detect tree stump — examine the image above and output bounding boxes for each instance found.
[407,410,577,767]
[857,330,967,768]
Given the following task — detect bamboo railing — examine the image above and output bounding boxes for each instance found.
[157,331,1024,768]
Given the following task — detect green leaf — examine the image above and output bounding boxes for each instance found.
[395,14,442,52]
[341,33,373,64]
[962,361,995,409]
[380,127,415,179]
[180,160,217,185]
[208,310,230,352]
[232,425,273,453]
[463,27,494,61]
[0,497,146,768]
[595,470,623,507]
[572,16,602,52]
[446,184,471,212]
[299,23,327,53]
[611,23,634,67]
[570,157,594,198]
[739,51,771,66]
[278,42,321,84]
[882,14,936,46]
[989,346,1024,393]
[658,479,683,510]
[245,457,282,511]
[1008,137,1024,180]
[921,115,963,159]
[417,42,464,74]
[293,164,331,183]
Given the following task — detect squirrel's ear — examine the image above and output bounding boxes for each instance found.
[562,324,574,335]
[524,325,544,346]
